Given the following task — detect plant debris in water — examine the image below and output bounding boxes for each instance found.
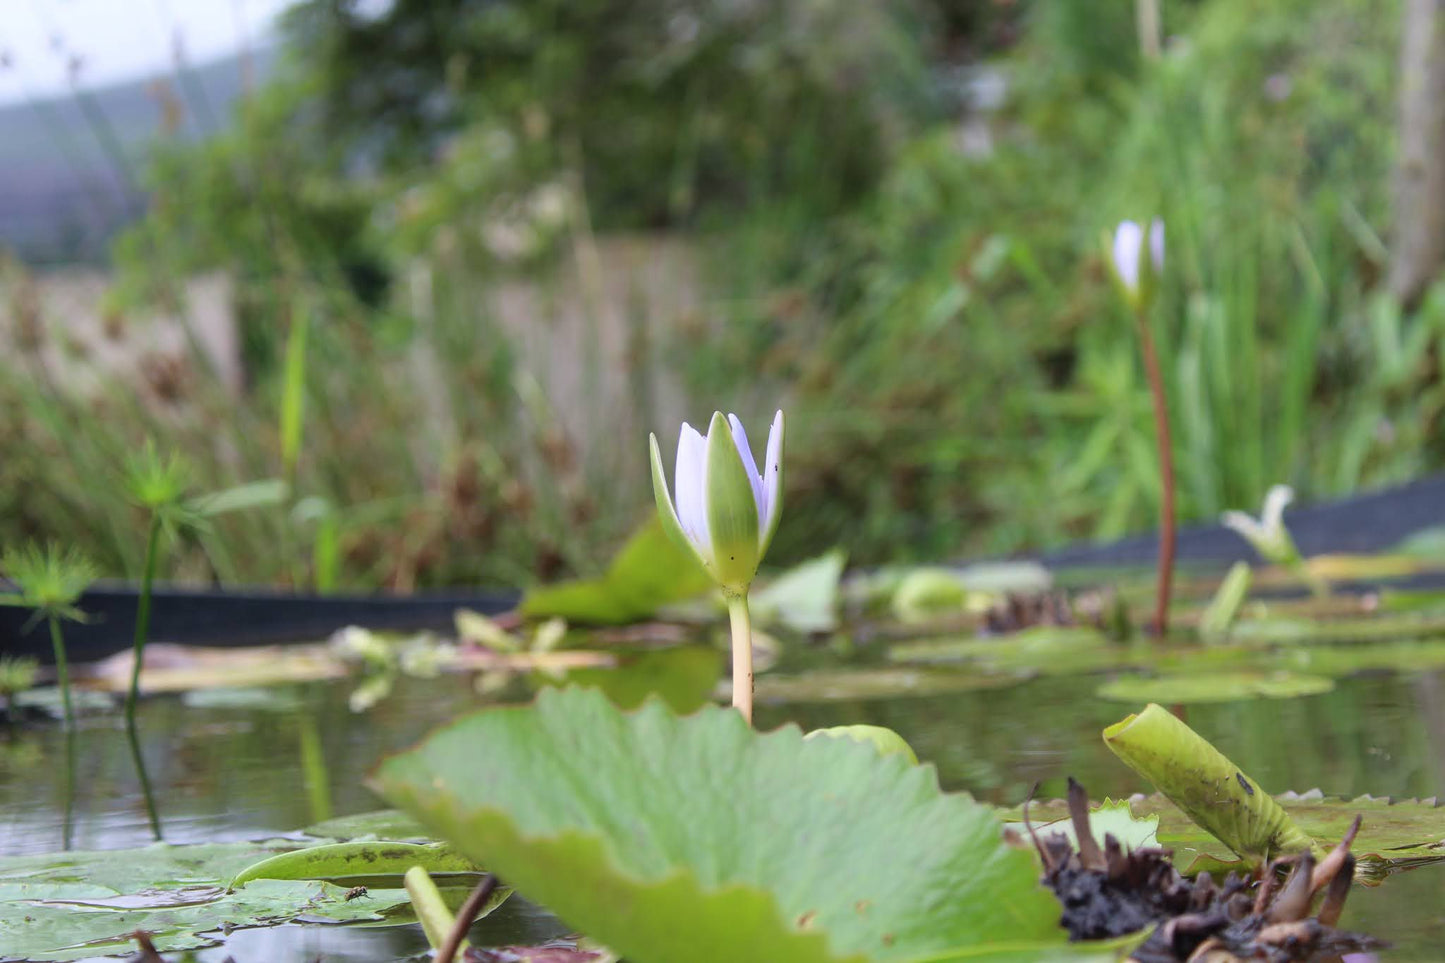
[1030,779,1387,962]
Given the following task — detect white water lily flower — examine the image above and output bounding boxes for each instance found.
[1109,218,1165,307]
[649,410,783,595]
[1221,484,1299,564]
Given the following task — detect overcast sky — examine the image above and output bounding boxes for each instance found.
[0,0,295,105]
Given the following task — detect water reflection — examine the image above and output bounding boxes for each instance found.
[1,665,1441,959]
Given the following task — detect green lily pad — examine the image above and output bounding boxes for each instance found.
[1095,671,1335,704]
[0,836,497,961]
[1230,612,1445,646]
[368,687,1067,963]
[1277,641,1445,676]
[300,809,433,842]
[1004,792,1445,882]
[521,520,713,625]
[229,840,483,889]
[750,550,847,634]
[889,628,1126,675]
[1004,800,1159,854]
[751,667,1028,703]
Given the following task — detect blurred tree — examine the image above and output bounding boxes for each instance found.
[1389,0,1445,309]
[278,0,935,229]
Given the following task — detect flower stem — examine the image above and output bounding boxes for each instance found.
[48,614,74,734]
[1135,304,1176,637]
[726,594,754,725]
[49,614,77,851]
[126,513,164,841]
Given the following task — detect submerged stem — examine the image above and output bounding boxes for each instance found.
[48,615,74,734]
[127,513,164,840]
[1135,305,1176,637]
[727,594,754,725]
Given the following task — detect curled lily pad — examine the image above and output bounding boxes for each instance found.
[1095,671,1335,704]
[229,840,483,889]
[369,687,1066,963]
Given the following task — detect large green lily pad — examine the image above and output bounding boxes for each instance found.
[369,687,1072,963]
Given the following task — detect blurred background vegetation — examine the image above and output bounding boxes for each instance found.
[1,0,1441,591]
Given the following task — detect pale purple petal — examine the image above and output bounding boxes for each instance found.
[761,410,783,540]
[1149,218,1165,271]
[1112,220,1143,292]
[674,423,710,554]
[727,413,765,521]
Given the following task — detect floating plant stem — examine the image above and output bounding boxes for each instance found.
[47,614,75,735]
[726,594,754,723]
[403,866,460,953]
[126,513,164,840]
[436,874,499,963]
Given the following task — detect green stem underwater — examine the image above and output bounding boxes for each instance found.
[48,615,74,734]
[1135,305,1177,637]
[727,594,754,725]
[127,513,164,840]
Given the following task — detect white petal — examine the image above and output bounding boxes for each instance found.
[727,413,765,521]
[761,410,783,538]
[1112,220,1143,293]
[1261,484,1294,534]
[1220,510,1265,545]
[674,423,710,554]
[1148,218,1165,271]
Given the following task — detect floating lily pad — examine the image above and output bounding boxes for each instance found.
[750,667,1028,703]
[1000,792,1445,881]
[369,687,1069,963]
[1004,800,1159,854]
[889,627,1126,675]
[1278,641,1445,676]
[1095,671,1335,704]
[0,836,498,961]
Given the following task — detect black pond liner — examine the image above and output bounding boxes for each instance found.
[3,474,1443,664]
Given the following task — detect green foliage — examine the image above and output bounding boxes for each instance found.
[370,686,1069,962]
[520,520,713,624]
[0,543,97,621]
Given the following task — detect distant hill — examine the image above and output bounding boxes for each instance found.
[0,47,275,265]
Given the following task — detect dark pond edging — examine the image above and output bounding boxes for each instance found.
[1036,473,1445,569]
[3,474,1443,664]
[0,585,517,665]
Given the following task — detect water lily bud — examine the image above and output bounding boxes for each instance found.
[806,724,919,765]
[650,410,784,596]
[1108,218,1165,310]
[1221,484,1300,565]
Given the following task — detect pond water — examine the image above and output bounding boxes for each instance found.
[2,657,1443,960]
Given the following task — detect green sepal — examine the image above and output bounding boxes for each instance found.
[703,412,761,593]
[649,433,707,576]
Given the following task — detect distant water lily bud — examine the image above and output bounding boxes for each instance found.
[1108,218,1165,309]
[1221,484,1299,565]
[650,410,784,595]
